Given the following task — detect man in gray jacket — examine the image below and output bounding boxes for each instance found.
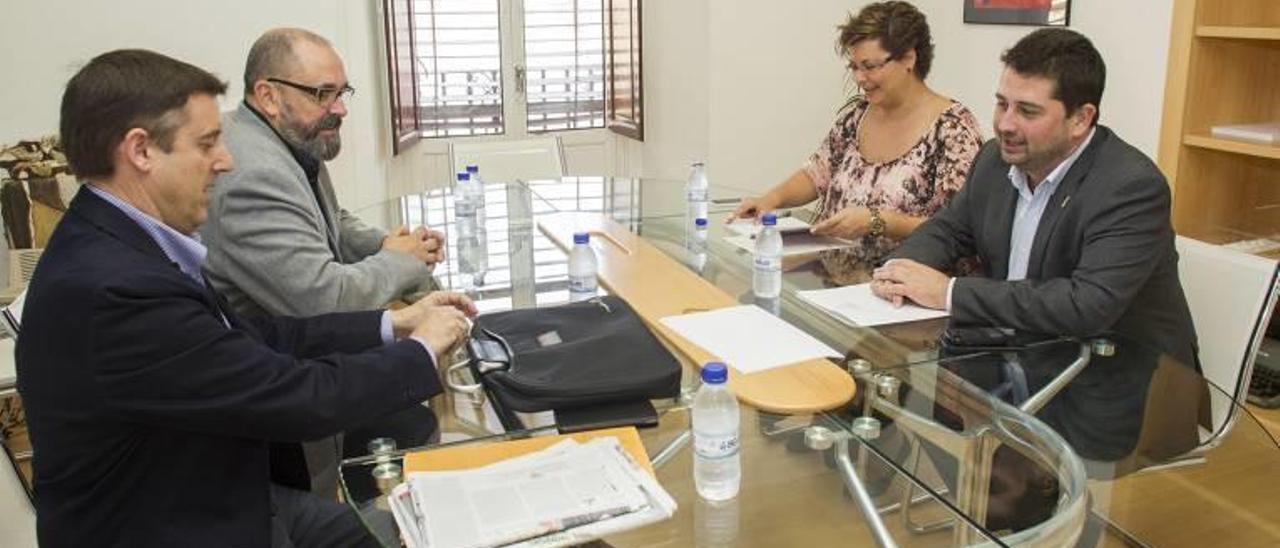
[201,28,446,498]
[203,28,442,318]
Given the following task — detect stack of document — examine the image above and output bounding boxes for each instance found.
[796,283,949,327]
[723,217,850,256]
[389,436,677,548]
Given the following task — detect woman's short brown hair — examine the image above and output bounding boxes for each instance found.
[837,1,934,80]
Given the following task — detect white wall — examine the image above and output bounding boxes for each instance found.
[919,0,1174,156]
[0,0,409,214]
[0,0,1178,207]
[639,0,1176,195]
[640,0,851,190]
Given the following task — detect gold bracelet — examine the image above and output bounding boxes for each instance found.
[867,206,886,238]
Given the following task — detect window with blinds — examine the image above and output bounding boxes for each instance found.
[414,0,504,138]
[383,0,640,149]
[523,0,606,132]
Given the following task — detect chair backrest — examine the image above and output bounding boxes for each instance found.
[0,442,35,546]
[1175,236,1280,435]
[448,136,565,183]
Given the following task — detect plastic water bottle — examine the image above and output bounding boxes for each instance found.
[464,164,487,224]
[454,172,476,238]
[463,165,489,285]
[689,217,709,273]
[753,213,782,299]
[690,217,709,250]
[693,362,741,501]
[567,232,598,302]
[457,231,482,291]
[686,162,710,227]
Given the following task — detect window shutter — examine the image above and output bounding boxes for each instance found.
[604,0,642,141]
[384,0,422,154]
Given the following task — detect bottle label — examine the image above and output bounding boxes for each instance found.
[687,188,709,202]
[455,202,476,217]
[753,256,780,272]
[568,276,597,292]
[695,432,740,460]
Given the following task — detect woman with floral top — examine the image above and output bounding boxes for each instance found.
[731,1,983,269]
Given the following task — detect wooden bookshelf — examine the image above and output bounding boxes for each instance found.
[1158,0,1280,250]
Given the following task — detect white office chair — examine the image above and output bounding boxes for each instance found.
[1175,235,1280,440]
[0,442,34,546]
[0,288,33,545]
[447,136,566,183]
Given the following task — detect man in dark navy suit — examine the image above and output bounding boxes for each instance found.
[17,49,475,547]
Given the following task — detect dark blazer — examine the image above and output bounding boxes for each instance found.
[16,189,442,547]
[892,126,1198,367]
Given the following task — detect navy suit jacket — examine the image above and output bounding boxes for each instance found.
[17,188,442,547]
[892,127,1198,367]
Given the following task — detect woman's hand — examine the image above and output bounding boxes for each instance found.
[810,206,872,239]
[726,196,774,223]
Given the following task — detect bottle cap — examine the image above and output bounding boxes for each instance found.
[762,212,777,226]
[466,165,479,173]
[695,218,708,227]
[456,172,470,182]
[701,362,728,384]
[573,232,590,244]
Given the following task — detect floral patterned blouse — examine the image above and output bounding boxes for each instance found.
[804,97,984,271]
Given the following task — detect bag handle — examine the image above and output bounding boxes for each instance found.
[449,326,518,398]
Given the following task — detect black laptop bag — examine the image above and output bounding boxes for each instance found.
[466,295,682,417]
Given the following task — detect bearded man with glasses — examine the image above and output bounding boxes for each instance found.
[200,27,447,502]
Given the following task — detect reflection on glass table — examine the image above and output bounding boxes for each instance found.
[345,177,1279,546]
[852,333,1280,547]
[341,388,1009,547]
[354,177,951,368]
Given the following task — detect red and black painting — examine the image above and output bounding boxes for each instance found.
[964,0,1070,26]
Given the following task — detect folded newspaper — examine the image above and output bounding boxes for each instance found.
[389,436,677,548]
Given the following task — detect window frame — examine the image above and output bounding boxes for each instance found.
[382,0,642,152]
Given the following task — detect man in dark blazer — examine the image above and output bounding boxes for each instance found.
[872,28,1197,368]
[17,49,474,547]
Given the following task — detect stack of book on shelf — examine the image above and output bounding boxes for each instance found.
[390,432,676,548]
[1210,122,1280,145]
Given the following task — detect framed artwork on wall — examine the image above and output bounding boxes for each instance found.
[964,0,1071,26]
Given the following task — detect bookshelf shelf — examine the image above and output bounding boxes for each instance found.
[1196,26,1280,40]
[1184,134,1280,160]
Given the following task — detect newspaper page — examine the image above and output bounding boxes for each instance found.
[390,437,676,548]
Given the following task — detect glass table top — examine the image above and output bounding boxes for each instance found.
[342,177,1280,547]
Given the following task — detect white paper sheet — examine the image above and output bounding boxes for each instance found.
[724,233,851,257]
[659,305,841,374]
[796,283,949,327]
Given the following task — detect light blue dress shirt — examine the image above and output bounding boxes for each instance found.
[1004,128,1095,281]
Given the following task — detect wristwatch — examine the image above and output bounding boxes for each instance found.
[867,206,886,239]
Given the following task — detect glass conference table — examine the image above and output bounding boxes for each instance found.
[341,177,1280,547]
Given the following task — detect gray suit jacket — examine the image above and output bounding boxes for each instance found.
[200,104,434,497]
[891,126,1198,367]
[201,103,432,319]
